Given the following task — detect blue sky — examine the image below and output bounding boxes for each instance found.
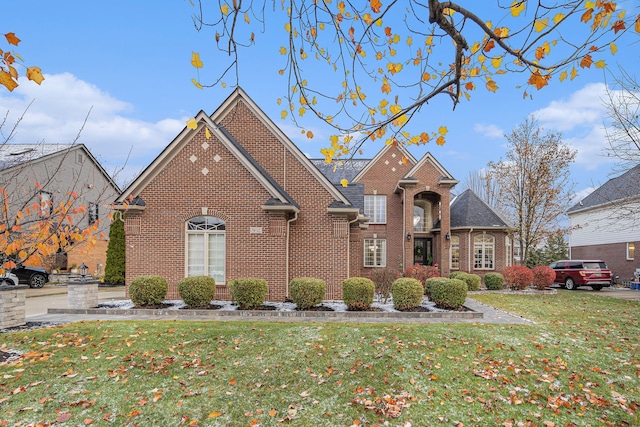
[2,1,639,202]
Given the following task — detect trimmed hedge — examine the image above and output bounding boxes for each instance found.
[129,275,168,307]
[429,278,467,310]
[483,272,504,290]
[342,277,375,311]
[424,277,449,299]
[532,265,556,290]
[503,265,534,290]
[232,278,268,309]
[289,277,326,309]
[449,272,481,291]
[178,276,216,308]
[391,278,424,310]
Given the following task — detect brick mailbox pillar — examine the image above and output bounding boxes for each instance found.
[67,279,100,309]
[0,285,28,329]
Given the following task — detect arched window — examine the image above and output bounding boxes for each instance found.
[413,199,432,232]
[186,216,225,283]
[450,235,460,270]
[473,233,495,270]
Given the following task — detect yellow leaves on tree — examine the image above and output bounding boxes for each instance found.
[510,1,525,17]
[1,32,44,91]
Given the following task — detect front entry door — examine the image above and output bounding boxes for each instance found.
[414,237,433,266]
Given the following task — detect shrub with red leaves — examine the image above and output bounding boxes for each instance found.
[532,265,556,290]
[404,264,439,284]
[503,265,533,290]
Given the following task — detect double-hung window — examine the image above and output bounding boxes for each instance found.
[364,238,386,267]
[364,195,386,224]
[450,235,460,270]
[186,216,225,283]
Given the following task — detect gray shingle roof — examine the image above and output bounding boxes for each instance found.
[310,159,371,184]
[0,144,74,171]
[450,189,511,228]
[568,163,640,213]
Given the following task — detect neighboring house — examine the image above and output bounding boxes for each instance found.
[0,144,121,274]
[115,88,514,300]
[568,164,640,281]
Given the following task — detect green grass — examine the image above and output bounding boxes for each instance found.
[1,292,638,426]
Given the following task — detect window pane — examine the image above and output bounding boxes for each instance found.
[364,238,386,267]
[450,236,460,270]
[208,233,225,283]
[187,234,205,276]
[364,195,386,223]
[628,243,635,260]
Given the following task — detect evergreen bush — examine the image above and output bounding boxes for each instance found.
[232,278,268,309]
[483,272,504,290]
[391,278,424,310]
[342,277,375,311]
[289,277,326,309]
[104,214,125,285]
[449,272,481,291]
[429,278,467,310]
[424,277,449,299]
[178,276,216,308]
[129,275,168,307]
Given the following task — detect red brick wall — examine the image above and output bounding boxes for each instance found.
[124,100,350,300]
[450,230,510,281]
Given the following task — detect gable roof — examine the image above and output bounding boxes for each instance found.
[352,143,417,182]
[116,87,352,212]
[568,163,640,214]
[0,143,120,193]
[449,189,512,229]
[405,151,458,187]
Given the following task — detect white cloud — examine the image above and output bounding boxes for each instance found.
[0,73,184,187]
[473,123,504,138]
[532,82,608,131]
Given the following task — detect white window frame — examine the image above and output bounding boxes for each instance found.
[185,216,226,284]
[474,233,495,270]
[413,199,432,232]
[627,242,635,260]
[39,191,52,217]
[506,235,513,267]
[450,235,460,270]
[364,195,387,224]
[364,238,386,267]
[88,202,99,225]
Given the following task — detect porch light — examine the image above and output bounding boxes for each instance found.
[79,263,88,278]
[446,233,450,240]
[406,233,412,241]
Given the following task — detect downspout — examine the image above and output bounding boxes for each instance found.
[468,228,474,271]
[285,212,298,298]
[347,215,360,278]
[395,183,407,269]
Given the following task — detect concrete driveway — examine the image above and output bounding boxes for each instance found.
[25,285,125,317]
[552,285,640,301]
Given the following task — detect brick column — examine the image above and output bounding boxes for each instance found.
[68,280,100,309]
[0,285,28,329]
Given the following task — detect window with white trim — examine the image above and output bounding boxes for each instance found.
[364,238,386,267]
[450,235,460,270]
[474,233,495,270]
[88,203,99,225]
[627,242,635,260]
[413,199,432,232]
[186,216,225,283]
[506,236,513,267]
[39,191,52,217]
[364,195,386,224]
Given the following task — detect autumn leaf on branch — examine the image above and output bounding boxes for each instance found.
[189,1,637,160]
[1,32,44,91]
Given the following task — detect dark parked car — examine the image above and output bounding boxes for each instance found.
[549,259,612,291]
[11,264,50,288]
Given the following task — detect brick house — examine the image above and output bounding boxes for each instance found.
[115,88,513,300]
[568,164,639,281]
[0,144,121,274]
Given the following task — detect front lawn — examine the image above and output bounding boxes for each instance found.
[1,292,638,426]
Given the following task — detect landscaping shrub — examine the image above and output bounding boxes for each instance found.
[532,265,556,290]
[289,277,326,309]
[178,276,216,308]
[104,214,125,285]
[370,267,400,303]
[342,277,375,311]
[404,264,439,284]
[391,278,424,310]
[424,277,449,299]
[232,278,268,309]
[448,272,481,291]
[503,265,534,290]
[429,278,467,310]
[128,275,168,307]
[483,272,504,290]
